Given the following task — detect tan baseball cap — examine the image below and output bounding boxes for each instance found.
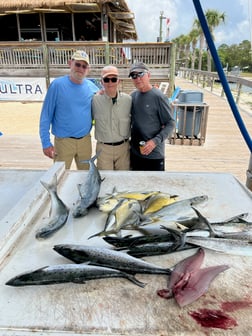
[101,65,119,79]
[71,50,89,64]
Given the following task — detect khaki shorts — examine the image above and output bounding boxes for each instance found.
[54,135,92,170]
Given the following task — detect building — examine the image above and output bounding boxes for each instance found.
[0,0,137,42]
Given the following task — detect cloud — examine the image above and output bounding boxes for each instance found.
[126,0,251,46]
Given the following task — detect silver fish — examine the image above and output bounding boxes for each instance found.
[35,174,69,240]
[185,236,252,256]
[143,195,208,225]
[5,264,145,288]
[190,207,252,240]
[72,153,103,218]
[53,244,171,275]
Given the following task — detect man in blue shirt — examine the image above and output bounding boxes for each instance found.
[39,50,98,169]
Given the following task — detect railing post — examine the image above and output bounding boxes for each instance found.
[42,43,50,89]
[168,43,176,97]
[105,42,109,65]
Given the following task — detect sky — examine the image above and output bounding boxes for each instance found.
[126,0,252,46]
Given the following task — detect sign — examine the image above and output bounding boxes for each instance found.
[0,77,47,101]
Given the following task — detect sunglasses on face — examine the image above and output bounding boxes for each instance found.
[130,72,146,79]
[103,77,118,83]
[74,62,88,69]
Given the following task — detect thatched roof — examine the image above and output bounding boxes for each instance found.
[0,0,137,40]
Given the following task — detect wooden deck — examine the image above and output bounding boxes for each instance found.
[0,77,251,187]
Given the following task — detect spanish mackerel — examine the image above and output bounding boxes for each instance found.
[5,264,145,288]
[72,153,103,218]
[53,244,171,275]
[35,174,69,240]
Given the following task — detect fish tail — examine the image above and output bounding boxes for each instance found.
[125,273,146,288]
[80,152,100,165]
[40,174,57,193]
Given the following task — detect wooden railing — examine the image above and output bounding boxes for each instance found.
[0,41,172,80]
[179,68,252,105]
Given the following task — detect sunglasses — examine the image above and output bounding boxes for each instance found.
[103,77,118,83]
[130,72,146,79]
[75,62,88,69]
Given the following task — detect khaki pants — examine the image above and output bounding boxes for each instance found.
[96,141,130,170]
[54,135,92,170]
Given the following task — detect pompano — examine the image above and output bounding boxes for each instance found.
[89,198,143,238]
[97,189,160,213]
[53,244,172,275]
[72,153,103,218]
[5,264,145,288]
[35,174,69,240]
[143,193,179,215]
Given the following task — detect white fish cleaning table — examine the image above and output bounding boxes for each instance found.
[0,163,252,335]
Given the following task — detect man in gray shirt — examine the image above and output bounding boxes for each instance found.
[129,62,175,171]
[92,65,132,170]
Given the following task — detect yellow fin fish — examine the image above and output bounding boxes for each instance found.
[143,193,179,215]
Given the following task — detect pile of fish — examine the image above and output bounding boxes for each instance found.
[35,153,252,260]
[8,153,252,307]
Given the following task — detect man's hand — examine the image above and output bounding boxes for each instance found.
[43,146,56,159]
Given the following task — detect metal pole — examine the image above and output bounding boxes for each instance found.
[159,11,166,42]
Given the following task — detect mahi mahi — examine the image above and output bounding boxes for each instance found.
[53,244,172,275]
[35,174,69,240]
[5,263,145,288]
[72,153,103,218]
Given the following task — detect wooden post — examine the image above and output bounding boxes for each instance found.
[168,43,176,97]
[43,44,50,89]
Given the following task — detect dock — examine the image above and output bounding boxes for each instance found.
[0,76,251,186]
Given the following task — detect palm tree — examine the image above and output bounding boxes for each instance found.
[189,28,200,69]
[205,9,225,71]
[193,9,225,71]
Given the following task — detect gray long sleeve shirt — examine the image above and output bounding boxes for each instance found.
[131,87,175,159]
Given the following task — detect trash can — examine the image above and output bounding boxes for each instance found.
[177,90,204,138]
[177,105,203,137]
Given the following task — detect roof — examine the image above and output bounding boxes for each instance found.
[0,0,137,40]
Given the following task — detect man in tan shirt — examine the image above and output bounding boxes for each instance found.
[92,65,132,170]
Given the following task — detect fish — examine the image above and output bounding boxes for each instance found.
[35,174,69,240]
[143,193,179,215]
[141,195,208,226]
[72,153,103,218]
[53,244,172,275]
[89,198,143,239]
[103,232,175,249]
[189,207,252,240]
[5,263,145,288]
[157,248,229,307]
[185,236,252,256]
[97,189,160,213]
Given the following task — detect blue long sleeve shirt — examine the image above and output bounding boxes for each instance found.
[39,75,98,149]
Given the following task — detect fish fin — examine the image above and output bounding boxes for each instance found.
[191,207,216,237]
